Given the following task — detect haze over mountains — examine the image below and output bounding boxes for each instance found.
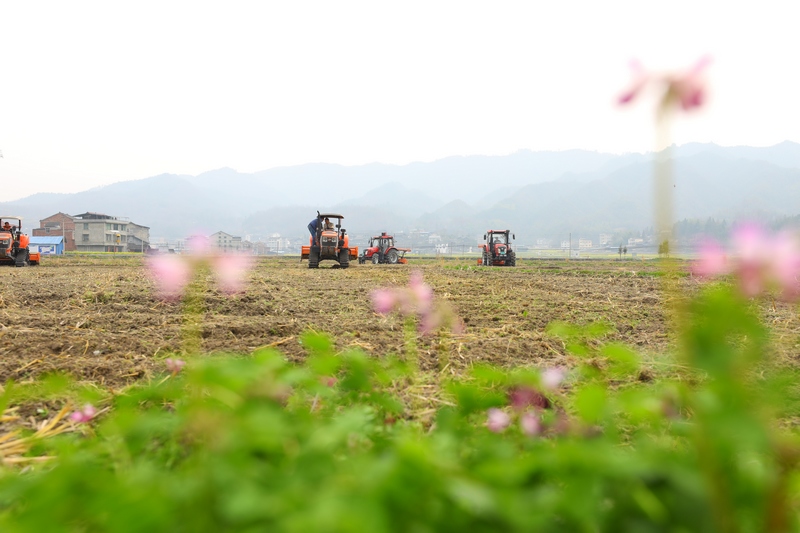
[3,142,800,243]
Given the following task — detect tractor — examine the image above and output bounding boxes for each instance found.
[359,232,410,264]
[478,230,516,267]
[0,216,40,267]
[301,212,358,269]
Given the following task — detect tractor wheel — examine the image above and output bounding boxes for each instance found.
[482,252,490,266]
[14,249,29,267]
[339,249,349,269]
[507,252,516,267]
[308,246,320,269]
[386,249,399,264]
[372,254,380,265]
[359,256,365,264]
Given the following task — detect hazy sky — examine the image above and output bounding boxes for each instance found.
[1,1,797,201]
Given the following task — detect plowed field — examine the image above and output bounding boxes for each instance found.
[0,256,795,388]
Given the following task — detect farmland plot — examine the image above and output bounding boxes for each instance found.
[0,256,795,388]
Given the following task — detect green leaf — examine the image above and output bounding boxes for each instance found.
[574,384,607,423]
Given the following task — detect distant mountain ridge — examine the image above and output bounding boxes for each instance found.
[2,142,800,242]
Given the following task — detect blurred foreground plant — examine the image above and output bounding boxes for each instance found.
[0,302,798,532]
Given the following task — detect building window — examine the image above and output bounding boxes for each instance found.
[84,223,89,230]
[82,234,89,242]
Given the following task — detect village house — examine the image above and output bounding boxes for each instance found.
[35,212,150,252]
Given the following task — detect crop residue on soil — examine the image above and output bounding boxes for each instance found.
[0,255,789,388]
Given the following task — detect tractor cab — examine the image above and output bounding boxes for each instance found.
[301,212,358,269]
[0,216,40,267]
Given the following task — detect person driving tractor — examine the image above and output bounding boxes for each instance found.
[2,222,10,232]
[323,217,334,231]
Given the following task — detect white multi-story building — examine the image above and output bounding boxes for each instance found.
[210,231,242,252]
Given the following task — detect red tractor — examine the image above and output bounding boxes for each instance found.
[301,213,358,269]
[0,216,40,267]
[359,232,410,264]
[478,230,516,267]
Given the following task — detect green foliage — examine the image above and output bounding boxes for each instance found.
[0,289,798,532]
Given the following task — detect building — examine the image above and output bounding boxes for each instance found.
[578,239,593,249]
[266,233,290,253]
[33,213,76,251]
[210,231,242,252]
[599,233,613,246]
[29,236,65,255]
[71,212,151,252]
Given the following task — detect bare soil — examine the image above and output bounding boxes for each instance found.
[0,255,796,388]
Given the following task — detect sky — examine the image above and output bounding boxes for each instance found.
[1,0,798,201]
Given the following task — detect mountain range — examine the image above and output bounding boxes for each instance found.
[3,141,800,244]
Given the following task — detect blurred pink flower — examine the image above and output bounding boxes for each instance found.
[147,237,254,299]
[408,271,434,312]
[619,56,711,112]
[371,271,462,335]
[214,254,254,294]
[541,367,566,391]
[70,404,97,424]
[148,255,192,300]
[371,289,397,314]
[165,358,186,374]
[186,234,212,255]
[486,408,511,433]
[694,223,800,300]
[520,411,542,437]
[617,59,648,105]
[320,376,337,387]
[692,239,729,278]
[509,386,550,411]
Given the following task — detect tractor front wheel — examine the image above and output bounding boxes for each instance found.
[386,249,399,264]
[482,252,490,266]
[372,254,380,265]
[507,251,516,267]
[339,249,349,269]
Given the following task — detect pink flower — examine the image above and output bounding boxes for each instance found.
[520,411,542,437]
[694,223,800,300]
[486,408,511,433]
[214,254,254,294]
[320,376,337,387]
[541,367,566,391]
[165,358,186,374]
[147,255,192,300]
[692,238,729,278]
[509,386,550,411]
[371,271,462,335]
[186,234,212,255]
[408,271,434,313]
[147,237,255,300]
[771,232,800,299]
[617,59,648,105]
[70,404,97,424]
[619,56,711,112]
[371,289,397,315]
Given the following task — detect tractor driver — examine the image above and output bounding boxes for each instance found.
[323,217,334,231]
[2,222,10,232]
